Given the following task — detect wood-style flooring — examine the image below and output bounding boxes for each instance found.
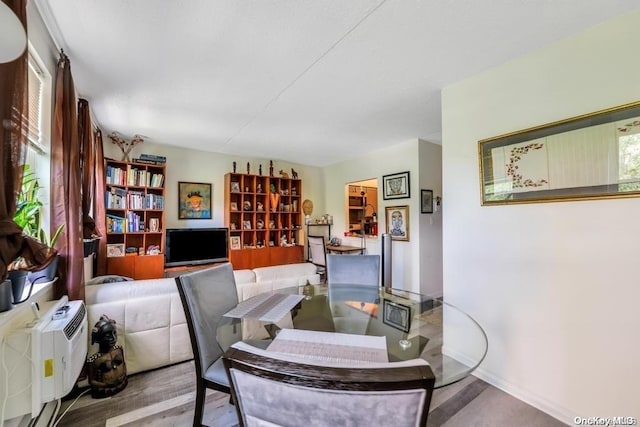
[54,360,566,426]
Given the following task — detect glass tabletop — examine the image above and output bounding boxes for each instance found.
[218,284,488,388]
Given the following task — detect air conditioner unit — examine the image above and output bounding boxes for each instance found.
[3,296,88,420]
[31,297,87,411]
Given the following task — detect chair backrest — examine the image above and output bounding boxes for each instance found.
[223,342,435,427]
[307,235,327,268]
[326,254,380,287]
[175,263,239,379]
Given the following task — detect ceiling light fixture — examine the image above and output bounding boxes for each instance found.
[0,1,27,63]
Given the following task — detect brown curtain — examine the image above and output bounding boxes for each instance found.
[79,99,95,238]
[93,129,107,276]
[0,0,55,282]
[51,51,83,300]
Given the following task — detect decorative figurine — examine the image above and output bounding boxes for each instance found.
[108,132,144,162]
[259,164,262,175]
[291,168,298,179]
[256,201,264,211]
[257,183,263,193]
[233,161,237,173]
[87,315,128,398]
[247,162,250,174]
[279,169,289,178]
[269,160,274,177]
[243,200,252,211]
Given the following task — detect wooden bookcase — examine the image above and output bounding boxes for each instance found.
[224,173,303,269]
[104,158,166,279]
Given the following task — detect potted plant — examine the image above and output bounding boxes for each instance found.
[8,164,64,303]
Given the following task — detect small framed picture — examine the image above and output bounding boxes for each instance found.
[230,202,238,211]
[385,205,409,241]
[421,189,433,214]
[106,243,125,257]
[179,182,212,219]
[230,182,240,193]
[382,299,411,333]
[243,220,252,230]
[230,236,241,250]
[382,171,410,200]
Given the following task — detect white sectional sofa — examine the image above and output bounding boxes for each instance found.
[84,262,320,375]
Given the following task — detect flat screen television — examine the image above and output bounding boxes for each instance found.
[165,227,229,267]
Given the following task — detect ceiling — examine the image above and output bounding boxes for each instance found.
[35,1,640,167]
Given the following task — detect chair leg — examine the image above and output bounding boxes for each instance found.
[193,384,205,427]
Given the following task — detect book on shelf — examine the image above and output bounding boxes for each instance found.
[133,158,164,166]
[106,187,127,209]
[139,153,167,163]
[106,214,126,233]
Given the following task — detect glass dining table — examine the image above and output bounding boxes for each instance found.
[218,284,488,389]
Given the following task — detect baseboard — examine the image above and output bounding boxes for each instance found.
[443,346,575,425]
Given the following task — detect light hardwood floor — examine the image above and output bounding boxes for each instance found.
[54,360,566,426]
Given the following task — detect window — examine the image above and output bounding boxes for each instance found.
[25,46,53,234]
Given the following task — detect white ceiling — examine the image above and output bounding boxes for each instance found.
[35,1,640,167]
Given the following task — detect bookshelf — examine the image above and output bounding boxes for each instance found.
[224,172,303,269]
[105,158,166,279]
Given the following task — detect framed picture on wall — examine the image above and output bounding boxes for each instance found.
[230,236,241,250]
[385,205,409,241]
[421,189,433,214]
[178,182,212,219]
[382,171,410,200]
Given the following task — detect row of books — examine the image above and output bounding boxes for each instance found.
[106,165,164,188]
[132,153,167,165]
[106,212,146,233]
[106,190,165,210]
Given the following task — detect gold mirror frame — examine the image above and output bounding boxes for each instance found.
[479,101,640,205]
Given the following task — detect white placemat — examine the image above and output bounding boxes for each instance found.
[224,293,304,323]
[266,328,388,364]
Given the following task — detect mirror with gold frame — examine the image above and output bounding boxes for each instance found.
[479,101,640,205]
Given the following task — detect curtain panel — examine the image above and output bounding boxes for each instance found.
[0,0,55,282]
[93,129,107,276]
[51,52,83,301]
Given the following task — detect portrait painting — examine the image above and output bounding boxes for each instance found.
[382,171,410,200]
[385,205,409,241]
[178,182,212,219]
[421,189,433,214]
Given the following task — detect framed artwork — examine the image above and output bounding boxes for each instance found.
[106,243,125,257]
[178,182,212,219]
[230,236,241,250]
[382,299,411,333]
[230,182,240,193]
[382,171,410,200]
[385,205,409,241]
[421,189,433,214]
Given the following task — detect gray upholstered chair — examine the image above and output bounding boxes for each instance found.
[307,235,327,282]
[326,254,381,333]
[326,254,380,287]
[223,341,435,427]
[175,263,241,427]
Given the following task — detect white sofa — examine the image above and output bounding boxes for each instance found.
[84,262,320,374]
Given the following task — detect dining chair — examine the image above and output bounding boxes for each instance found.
[223,341,435,427]
[326,254,381,334]
[175,263,242,427]
[307,235,328,282]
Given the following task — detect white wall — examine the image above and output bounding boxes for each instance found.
[103,142,324,230]
[442,9,640,423]
[418,140,443,297]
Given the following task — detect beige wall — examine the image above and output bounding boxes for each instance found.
[442,9,640,422]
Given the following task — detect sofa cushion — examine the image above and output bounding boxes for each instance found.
[253,263,320,285]
[84,278,176,305]
[233,269,256,285]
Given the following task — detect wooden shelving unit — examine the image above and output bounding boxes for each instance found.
[224,173,303,269]
[104,158,166,279]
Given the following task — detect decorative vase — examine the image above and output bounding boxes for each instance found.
[269,193,280,212]
[8,270,29,304]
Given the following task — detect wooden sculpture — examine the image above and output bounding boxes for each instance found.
[108,132,144,162]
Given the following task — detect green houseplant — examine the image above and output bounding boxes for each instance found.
[8,164,64,303]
